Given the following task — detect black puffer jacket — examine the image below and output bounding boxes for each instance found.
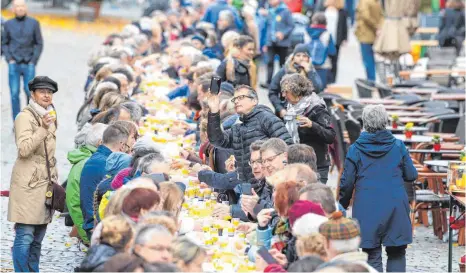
[208,105,293,182]
[299,102,336,168]
[76,244,118,272]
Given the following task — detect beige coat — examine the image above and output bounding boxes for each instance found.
[355,0,384,44]
[8,105,58,225]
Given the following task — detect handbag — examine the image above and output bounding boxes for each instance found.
[26,107,66,212]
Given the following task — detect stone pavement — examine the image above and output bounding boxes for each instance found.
[0,27,463,272]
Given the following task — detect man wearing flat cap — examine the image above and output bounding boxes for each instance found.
[9,75,58,272]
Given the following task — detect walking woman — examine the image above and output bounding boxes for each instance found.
[8,76,59,272]
[339,105,418,272]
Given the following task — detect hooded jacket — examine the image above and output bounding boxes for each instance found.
[306,26,337,69]
[208,105,293,182]
[66,145,97,244]
[339,130,418,248]
[268,54,323,114]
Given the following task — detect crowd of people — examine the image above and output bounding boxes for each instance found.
[3,0,423,272]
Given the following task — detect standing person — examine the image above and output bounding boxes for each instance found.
[216,35,257,88]
[207,85,292,182]
[261,0,295,88]
[307,12,337,89]
[8,76,58,272]
[281,74,335,184]
[2,0,43,121]
[324,0,348,84]
[80,124,132,239]
[438,0,465,55]
[268,44,323,118]
[355,0,383,81]
[202,0,243,31]
[339,105,418,272]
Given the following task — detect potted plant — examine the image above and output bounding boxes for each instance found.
[432,135,441,151]
[404,122,414,139]
[391,115,399,129]
[461,148,466,162]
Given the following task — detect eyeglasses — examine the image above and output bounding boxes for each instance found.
[261,152,284,164]
[248,159,262,166]
[231,95,254,104]
[142,244,173,253]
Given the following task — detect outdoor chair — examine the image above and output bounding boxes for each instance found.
[345,118,361,144]
[355,79,376,98]
[423,113,461,134]
[413,101,449,109]
[332,98,362,110]
[390,94,427,105]
[319,93,342,109]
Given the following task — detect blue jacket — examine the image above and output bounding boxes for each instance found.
[339,130,418,248]
[167,84,190,100]
[2,16,43,64]
[306,27,337,66]
[265,3,295,47]
[80,145,113,232]
[202,0,244,31]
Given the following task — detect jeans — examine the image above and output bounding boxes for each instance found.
[360,43,376,81]
[266,45,289,84]
[13,224,47,272]
[8,62,35,120]
[363,245,407,272]
[318,165,330,184]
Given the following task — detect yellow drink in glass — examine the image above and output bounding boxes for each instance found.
[232,218,240,227]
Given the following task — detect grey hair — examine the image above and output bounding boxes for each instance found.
[137,153,167,174]
[329,236,361,253]
[121,24,140,39]
[134,224,172,246]
[121,101,143,122]
[362,104,389,133]
[173,237,206,265]
[280,73,314,97]
[85,123,108,147]
[299,183,336,214]
[221,31,240,49]
[234,85,258,101]
[179,46,203,65]
[132,135,163,156]
[219,10,235,26]
[260,138,288,155]
[134,34,149,47]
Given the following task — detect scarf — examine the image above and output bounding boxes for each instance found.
[29,98,54,117]
[271,218,292,253]
[284,93,325,143]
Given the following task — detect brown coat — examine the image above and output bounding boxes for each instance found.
[355,0,384,44]
[8,105,58,225]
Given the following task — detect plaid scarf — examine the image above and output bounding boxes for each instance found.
[271,218,292,253]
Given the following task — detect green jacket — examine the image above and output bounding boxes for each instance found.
[65,145,96,244]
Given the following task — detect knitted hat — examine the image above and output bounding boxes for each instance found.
[319,211,360,240]
[288,200,326,228]
[220,82,235,95]
[293,43,310,56]
[192,34,206,45]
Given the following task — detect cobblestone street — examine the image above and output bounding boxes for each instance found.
[0,27,463,272]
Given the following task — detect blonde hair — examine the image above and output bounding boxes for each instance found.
[99,215,134,251]
[98,92,127,111]
[159,182,184,218]
[296,233,328,260]
[325,0,344,9]
[104,187,132,217]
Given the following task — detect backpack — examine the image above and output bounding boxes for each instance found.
[308,31,330,66]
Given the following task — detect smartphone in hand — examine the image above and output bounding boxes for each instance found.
[241,183,252,195]
[257,246,279,265]
[210,76,222,95]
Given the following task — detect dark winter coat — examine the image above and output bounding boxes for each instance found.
[208,105,293,182]
[268,55,323,114]
[334,9,349,46]
[77,244,118,272]
[265,3,295,47]
[216,58,252,87]
[438,8,465,52]
[247,180,274,221]
[2,16,43,64]
[299,102,336,168]
[339,130,418,248]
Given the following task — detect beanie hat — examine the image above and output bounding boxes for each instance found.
[293,43,310,56]
[318,211,360,240]
[192,34,206,45]
[288,200,326,228]
[220,82,235,95]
